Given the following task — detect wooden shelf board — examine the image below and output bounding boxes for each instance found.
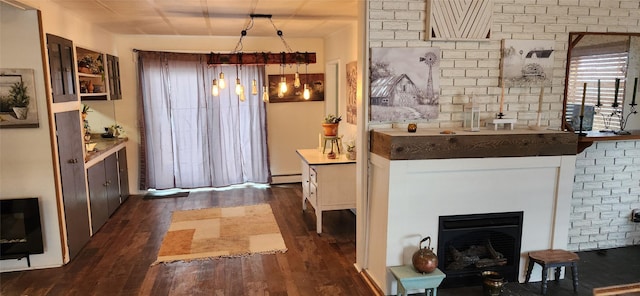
[370,128,578,160]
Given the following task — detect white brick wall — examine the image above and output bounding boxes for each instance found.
[369,0,640,128]
[368,0,640,250]
[571,140,640,251]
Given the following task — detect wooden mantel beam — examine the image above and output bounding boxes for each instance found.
[207,52,316,65]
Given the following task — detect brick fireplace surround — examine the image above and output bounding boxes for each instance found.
[365,129,577,295]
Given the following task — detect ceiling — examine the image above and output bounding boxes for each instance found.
[31,0,360,38]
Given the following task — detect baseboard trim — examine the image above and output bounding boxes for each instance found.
[271,174,301,184]
[360,268,384,296]
[593,282,640,296]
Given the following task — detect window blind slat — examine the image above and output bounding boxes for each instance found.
[566,51,627,130]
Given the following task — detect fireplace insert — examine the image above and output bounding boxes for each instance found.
[1,197,44,266]
[437,211,523,288]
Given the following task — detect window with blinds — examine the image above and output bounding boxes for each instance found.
[566,49,628,131]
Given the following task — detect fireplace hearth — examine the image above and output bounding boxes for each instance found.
[1,198,44,266]
[438,211,523,288]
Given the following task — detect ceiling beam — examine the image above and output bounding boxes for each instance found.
[207,52,316,65]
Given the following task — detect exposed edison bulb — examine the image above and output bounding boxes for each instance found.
[211,79,219,96]
[239,86,246,102]
[235,78,242,95]
[294,72,301,88]
[277,87,284,98]
[303,84,311,100]
[251,80,258,95]
[219,72,226,89]
[262,86,269,102]
[279,76,288,94]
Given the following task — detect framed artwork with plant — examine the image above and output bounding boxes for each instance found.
[268,73,325,103]
[0,68,39,128]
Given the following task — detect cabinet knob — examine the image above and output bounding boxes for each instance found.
[68,158,77,164]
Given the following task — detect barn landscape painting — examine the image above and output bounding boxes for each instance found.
[370,47,440,122]
[501,39,555,87]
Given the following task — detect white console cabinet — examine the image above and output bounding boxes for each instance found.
[296,149,356,234]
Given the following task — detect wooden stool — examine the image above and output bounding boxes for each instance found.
[322,136,342,154]
[389,265,446,296]
[525,249,579,295]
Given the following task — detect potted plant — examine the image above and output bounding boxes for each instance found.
[81,104,91,120]
[78,56,94,74]
[9,81,29,120]
[109,124,124,138]
[346,142,356,160]
[322,114,341,136]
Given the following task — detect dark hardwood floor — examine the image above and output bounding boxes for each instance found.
[438,246,640,296]
[0,184,370,296]
[2,183,639,296]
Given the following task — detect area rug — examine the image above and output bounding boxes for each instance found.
[153,204,287,264]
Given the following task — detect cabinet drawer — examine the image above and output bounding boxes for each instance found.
[308,182,317,207]
[309,166,317,185]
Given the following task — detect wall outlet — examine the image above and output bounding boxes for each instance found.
[633,209,640,223]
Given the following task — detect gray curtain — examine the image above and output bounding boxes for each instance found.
[137,51,270,189]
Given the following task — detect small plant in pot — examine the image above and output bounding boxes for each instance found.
[322,114,342,136]
[9,81,29,120]
[78,56,94,73]
[346,142,356,160]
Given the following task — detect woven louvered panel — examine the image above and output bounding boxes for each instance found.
[426,0,493,41]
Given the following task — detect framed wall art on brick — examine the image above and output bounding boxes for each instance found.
[501,39,555,87]
[370,47,440,122]
[426,0,493,41]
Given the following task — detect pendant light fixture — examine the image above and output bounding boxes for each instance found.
[235,64,246,101]
[211,79,219,96]
[294,63,301,88]
[278,52,287,96]
[207,14,317,103]
[262,86,269,102]
[279,76,288,94]
[235,54,244,97]
[218,72,226,89]
[303,84,310,100]
[303,53,311,100]
[239,89,246,102]
[251,79,258,95]
[235,65,242,95]
[211,66,220,96]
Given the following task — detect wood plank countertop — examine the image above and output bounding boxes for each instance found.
[296,149,356,165]
[370,128,578,160]
[84,135,128,168]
